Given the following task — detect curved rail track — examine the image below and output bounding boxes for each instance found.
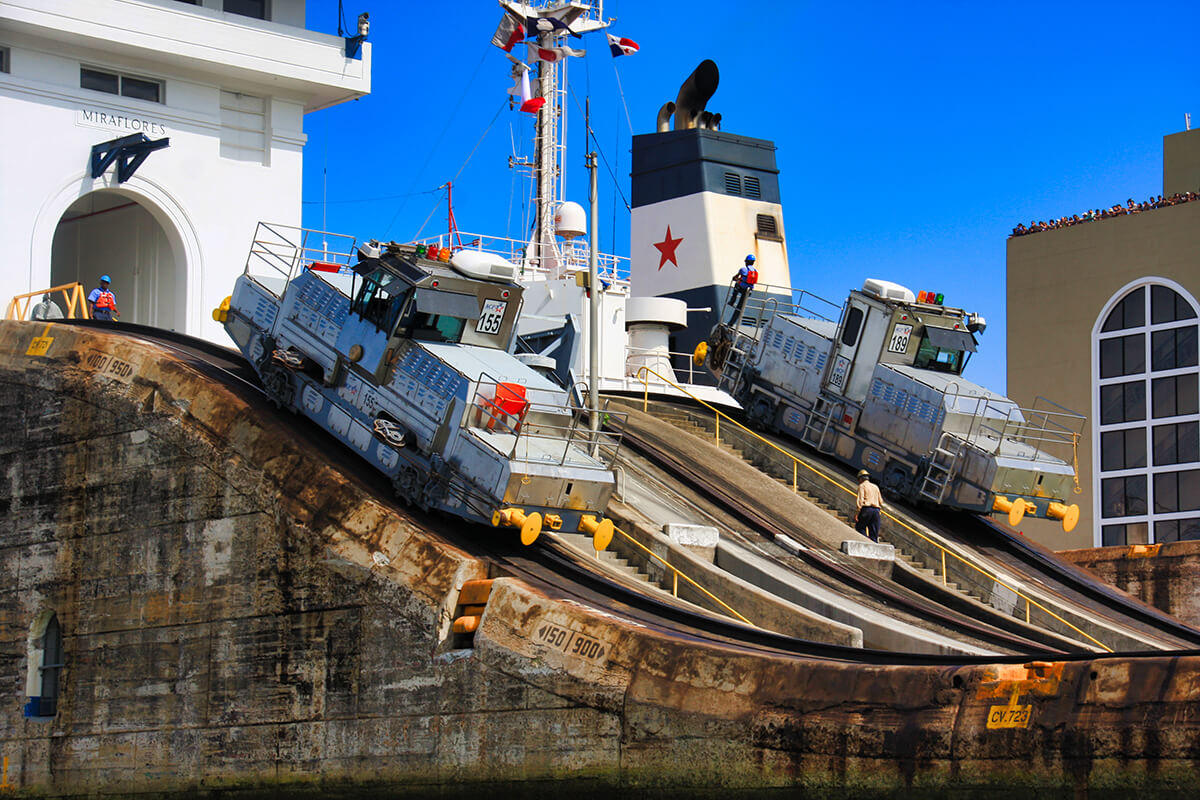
[57,319,1200,668]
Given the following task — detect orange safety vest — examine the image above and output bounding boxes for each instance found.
[746,268,758,286]
[93,290,117,311]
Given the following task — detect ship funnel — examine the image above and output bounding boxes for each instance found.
[667,59,720,131]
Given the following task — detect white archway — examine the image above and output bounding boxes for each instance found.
[31,172,203,333]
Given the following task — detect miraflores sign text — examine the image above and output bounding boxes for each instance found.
[77,108,167,137]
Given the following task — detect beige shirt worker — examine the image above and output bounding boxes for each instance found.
[856,480,882,511]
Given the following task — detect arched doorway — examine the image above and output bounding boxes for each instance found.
[49,190,184,329]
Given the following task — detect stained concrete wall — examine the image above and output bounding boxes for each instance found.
[1059,542,1200,628]
[3,320,1200,797]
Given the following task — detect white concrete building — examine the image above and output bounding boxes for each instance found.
[0,0,370,340]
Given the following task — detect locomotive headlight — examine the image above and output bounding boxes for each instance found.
[967,313,987,334]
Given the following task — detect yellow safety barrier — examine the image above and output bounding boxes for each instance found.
[5,283,91,321]
[633,365,1113,653]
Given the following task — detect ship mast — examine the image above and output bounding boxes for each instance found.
[516,1,608,275]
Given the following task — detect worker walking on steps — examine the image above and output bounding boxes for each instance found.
[87,275,120,322]
[855,469,882,543]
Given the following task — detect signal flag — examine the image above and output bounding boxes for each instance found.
[607,33,639,57]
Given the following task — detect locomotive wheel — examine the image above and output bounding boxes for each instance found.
[746,396,774,429]
[708,332,731,371]
[882,462,913,500]
[260,363,295,410]
[392,466,423,506]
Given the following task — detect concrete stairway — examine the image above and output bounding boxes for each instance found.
[647,404,995,605]
[552,531,650,584]
[652,407,851,526]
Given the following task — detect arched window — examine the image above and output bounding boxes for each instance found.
[25,611,63,718]
[1094,281,1200,546]
[39,614,63,716]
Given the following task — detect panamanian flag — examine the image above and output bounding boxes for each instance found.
[607,33,639,57]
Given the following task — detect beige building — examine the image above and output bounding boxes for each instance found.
[1007,127,1200,550]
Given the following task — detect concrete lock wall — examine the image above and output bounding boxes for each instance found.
[3,319,1200,797]
[1059,542,1200,628]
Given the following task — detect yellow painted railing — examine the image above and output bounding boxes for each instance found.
[604,523,754,626]
[5,283,91,321]
[633,366,1113,653]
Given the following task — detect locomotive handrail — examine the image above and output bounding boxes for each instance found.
[911,372,1084,464]
[738,281,842,325]
[634,365,1113,653]
[243,222,358,296]
[466,375,625,469]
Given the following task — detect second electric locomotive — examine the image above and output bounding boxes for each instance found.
[696,278,1085,532]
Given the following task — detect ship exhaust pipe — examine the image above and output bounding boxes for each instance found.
[659,59,721,132]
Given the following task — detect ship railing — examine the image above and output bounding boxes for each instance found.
[465,377,625,470]
[5,282,91,321]
[632,365,1113,653]
[242,222,358,297]
[623,345,707,386]
[415,230,630,284]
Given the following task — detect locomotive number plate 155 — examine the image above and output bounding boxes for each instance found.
[476,299,507,334]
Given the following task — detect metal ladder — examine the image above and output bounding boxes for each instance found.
[800,400,838,452]
[919,432,965,503]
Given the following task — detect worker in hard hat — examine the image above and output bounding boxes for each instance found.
[87,274,120,321]
[854,469,883,543]
[727,254,758,325]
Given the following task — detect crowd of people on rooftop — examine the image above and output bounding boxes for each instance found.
[1011,190,1200,237]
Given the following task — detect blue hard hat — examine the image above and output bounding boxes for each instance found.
[100,274,111,283]
[744,254,755,263]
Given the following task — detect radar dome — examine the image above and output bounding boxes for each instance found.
[555,201,586,239]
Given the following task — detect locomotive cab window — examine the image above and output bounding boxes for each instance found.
[411,313,466,343]
[408,288,482,345]
[841,307,864,347]
[914,326,976,374]
[351,270,408,334]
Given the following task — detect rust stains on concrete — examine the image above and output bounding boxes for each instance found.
[3,320,1200,797]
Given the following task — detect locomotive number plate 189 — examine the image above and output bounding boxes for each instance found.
[888,323,913,354]
[476,299,507,334]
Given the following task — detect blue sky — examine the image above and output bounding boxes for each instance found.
[301,1,1199,395]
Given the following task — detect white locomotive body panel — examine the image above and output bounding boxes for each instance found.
[217,225,619,540]
[702,279,1084,530]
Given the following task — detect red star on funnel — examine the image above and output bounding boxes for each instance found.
[654,226,683,269]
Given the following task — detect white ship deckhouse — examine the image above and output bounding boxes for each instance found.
[0,0,371,339]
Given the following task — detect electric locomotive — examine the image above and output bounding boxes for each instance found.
[214,223,619,547]
[695,278,1085,532]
